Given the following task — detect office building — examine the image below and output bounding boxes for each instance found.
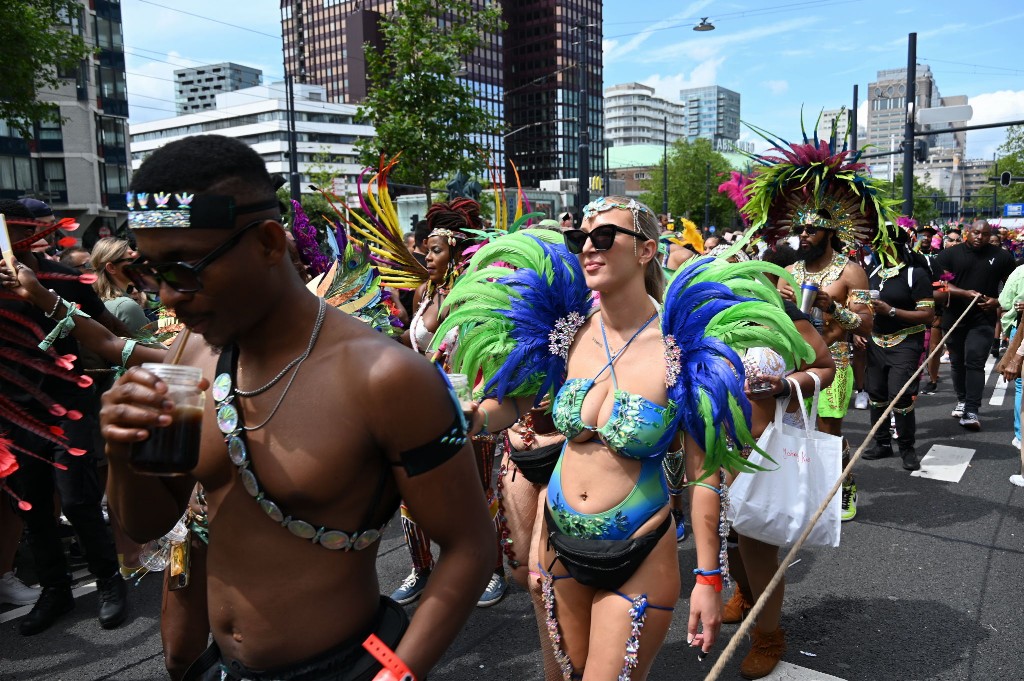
[174,62,263,115]
[864,65,966,177]
[604,83,685,148]
[503,0,603,193]
[130,83,375,197]
[679,85,740,152]
[279,0,504,180]
[280,1,604,194]
[0,0,130,241]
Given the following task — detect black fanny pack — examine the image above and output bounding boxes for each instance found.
[544,506,671,591]
[509,441,563,485]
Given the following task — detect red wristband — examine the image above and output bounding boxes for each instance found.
[695,574,723,592]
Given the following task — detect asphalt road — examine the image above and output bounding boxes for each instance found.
[3,360,1023,680]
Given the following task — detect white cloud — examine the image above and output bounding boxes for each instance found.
[634,17,819,64]
[641,57,726,100]
[965,90,1024,160]
[765,80,789,96]
[603,0,714,64]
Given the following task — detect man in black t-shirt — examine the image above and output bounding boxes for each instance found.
[862,238,935,470]
[932,220,1017,430]
[0,200,129,636]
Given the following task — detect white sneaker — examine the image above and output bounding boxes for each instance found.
[0,571,41,606]
[940,353,951,364]
[1012,437,1021,449]
[951,402,966,419]
[1010,474,1024,488]
[854,391,869,410]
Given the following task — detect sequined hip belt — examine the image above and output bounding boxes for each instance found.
[871,324,926,348]
[828,341,853,368]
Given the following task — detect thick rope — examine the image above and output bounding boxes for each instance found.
[704,294,980,680]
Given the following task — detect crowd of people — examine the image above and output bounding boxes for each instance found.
[1,128,1023,681]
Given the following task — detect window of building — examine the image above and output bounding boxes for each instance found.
[42,159,67,192]
[37,116,63,142]
[0,156,33,191]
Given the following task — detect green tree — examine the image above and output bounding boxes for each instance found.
[639,138,737,228]
[0,1,92,137]
[307,147,338,194]
[355,0,504,204]
[875,172,946,225]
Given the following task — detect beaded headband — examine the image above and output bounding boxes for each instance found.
[582,197,653,234]
[427,228,470,248]
[127,193,279,229]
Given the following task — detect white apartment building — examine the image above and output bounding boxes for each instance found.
[604,83,686,147]
[130,82,375,197]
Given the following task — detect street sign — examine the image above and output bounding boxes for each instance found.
[1004,203,1024,217]
[916,104,973,125]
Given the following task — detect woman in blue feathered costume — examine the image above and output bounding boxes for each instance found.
[434,196,812,680]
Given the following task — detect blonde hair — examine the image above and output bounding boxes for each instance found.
[90,237,133,301]
[601,195,666,303]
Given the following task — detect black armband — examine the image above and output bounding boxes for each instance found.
[391,366,469,477]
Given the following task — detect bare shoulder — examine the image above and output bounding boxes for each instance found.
[841,259,869,288]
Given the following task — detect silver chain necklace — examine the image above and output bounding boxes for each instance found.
[239,298,326,431]
[235,298,326,397]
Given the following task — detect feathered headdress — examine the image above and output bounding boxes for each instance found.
[718,171,754,226]
[741,109,900,254]
[313,154,430,291]
[668,217,704,254]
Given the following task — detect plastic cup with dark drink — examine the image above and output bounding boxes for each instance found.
[130,364,204,476]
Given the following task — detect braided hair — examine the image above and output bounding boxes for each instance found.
[425,199,480,289]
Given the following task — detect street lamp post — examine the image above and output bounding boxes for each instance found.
[662,117,668,216]
[575,20,590,212]
[704,161,711,229]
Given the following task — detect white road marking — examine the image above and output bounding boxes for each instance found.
[759,661,847,680]
[984,355,996,383]
[0,568,97,624]
[911,444,976,483]
[990,376,1009,406]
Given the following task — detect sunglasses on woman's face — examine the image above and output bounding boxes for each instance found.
[791,225,820,237]
[563,224,646,254]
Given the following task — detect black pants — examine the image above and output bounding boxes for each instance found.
[867,335,923,451]
[945,323,993,414]
[182,596,409,681]
[7,412,118,588]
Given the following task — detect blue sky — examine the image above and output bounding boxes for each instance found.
[124,0,1024,161]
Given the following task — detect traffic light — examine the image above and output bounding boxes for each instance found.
[914,139,929,163]
[410,213,420,228]
[1001,171,1012,187]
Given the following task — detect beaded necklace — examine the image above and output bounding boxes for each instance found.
[211,326,387,552]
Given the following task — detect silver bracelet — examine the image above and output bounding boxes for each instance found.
[44,290,62,318]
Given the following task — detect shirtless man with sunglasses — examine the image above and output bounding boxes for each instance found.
[777,218,871,522]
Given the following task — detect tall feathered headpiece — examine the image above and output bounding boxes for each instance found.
[741,109,900,254]
[313,154,430,291]
[667,217,704,254]
[718,171,754,226]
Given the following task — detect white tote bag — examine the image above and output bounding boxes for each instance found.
[727,374,843,548]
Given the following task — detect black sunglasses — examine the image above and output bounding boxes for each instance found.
[563,225,647,254]
[124,219,264,294]
[791,225,820,237]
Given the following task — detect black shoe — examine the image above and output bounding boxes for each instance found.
[863,444,893,460]
[97,573,127,629]
[19,585,74,636]
[901,449,920,471]
[922,381,938,395]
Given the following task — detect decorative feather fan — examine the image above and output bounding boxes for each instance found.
[662,256,814,477]
[432,229,591,404]
[312,154,430,291]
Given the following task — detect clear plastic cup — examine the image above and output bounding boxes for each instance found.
[129,364,204,476]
